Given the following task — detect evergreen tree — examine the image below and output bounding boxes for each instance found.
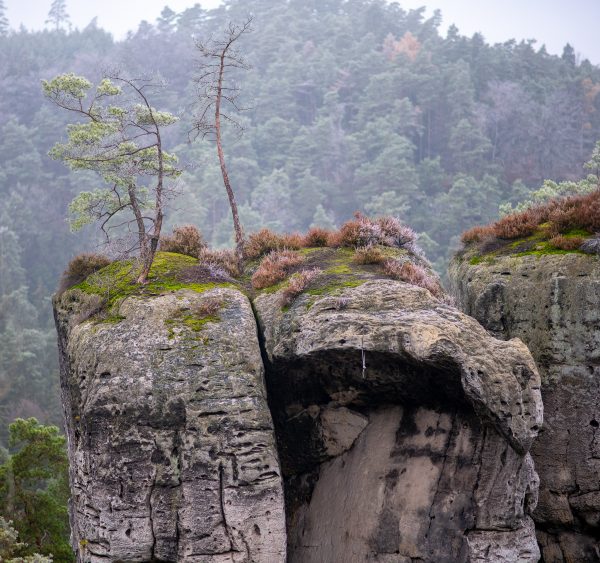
[45,0,70,31]
[0,419,70,561]
[0,1,8,36]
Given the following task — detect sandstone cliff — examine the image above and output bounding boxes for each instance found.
[55,250,543,562]
[451,248,600,562]
[54,254,286,562]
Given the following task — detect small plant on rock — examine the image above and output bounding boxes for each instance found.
[280,268,322,306]
[251,250,304,289]
[58,253,112,295]
[160,225,205,257]
[353,245,386,265]
[382,259,444,299]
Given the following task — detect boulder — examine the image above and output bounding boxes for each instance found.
[54,284,286,563]
[254,278,542,562]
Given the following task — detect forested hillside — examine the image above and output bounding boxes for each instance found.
[1,0,600,436]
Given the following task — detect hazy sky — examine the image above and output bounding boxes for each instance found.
[5,0,600,64]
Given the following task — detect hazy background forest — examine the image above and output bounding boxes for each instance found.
[1,0,600,457]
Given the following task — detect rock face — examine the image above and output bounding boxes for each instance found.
[254,279,543,562]
[54,286,286,563]
[450,252,600,562]
[55,249,545,563]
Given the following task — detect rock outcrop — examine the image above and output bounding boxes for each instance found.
[54,282,286,562]
[254,277,542,562]
[54,250,544,562]
[451,251,600,562]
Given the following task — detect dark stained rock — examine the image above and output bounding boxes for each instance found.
[254,279,543,562]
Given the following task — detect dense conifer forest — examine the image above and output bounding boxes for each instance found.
[1,0,599,448]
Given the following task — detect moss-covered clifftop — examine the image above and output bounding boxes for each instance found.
[53,263,286,562]
[456,226,592,267]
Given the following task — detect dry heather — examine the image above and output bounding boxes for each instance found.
[251,250,304,289]
[548,235,585,251]
[353,245,387,265]
[160,225,205,257]
[197,248,241,278]
[245,214,418,260]
[333,213,416,248]
[244,228,304,259]
[279,268,322,306]
[462,190,600,247]
[303,227,332,247]
[58,253,112,295]
[382,259,444,299]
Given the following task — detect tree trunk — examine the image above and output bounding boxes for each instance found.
[215,50,245,272]
[128,183,151,284]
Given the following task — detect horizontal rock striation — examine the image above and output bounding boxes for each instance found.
[54,286,286,563]
[254,279,543,562]
[450,252,600,562]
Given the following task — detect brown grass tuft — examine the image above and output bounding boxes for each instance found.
[244,228,289,259]
[493,207,544,239]
[58,253,112,295]
[197,248,241,278]
[461,225,496,244]
[194,297,223,317]
[304,227,333,247]
[353,245,386,265]
[279,268,322,306]
[461,190,600,246]
[548,235,585,251]
[332,213,416,248]
[548,191,600,233]
[251,250,304,290]
[160,225,205,257]
[382,259,444,298]
[280,232,305,250]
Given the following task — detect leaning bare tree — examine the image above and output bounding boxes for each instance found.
[192,18,253,269]
[43,72,181,284]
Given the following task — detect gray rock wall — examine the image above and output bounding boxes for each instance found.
[55,270,545,562]
[254,279,543,562]
[450,252,600,562]
[54,287,286,563]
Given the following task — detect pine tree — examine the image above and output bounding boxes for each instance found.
[0,1,9,36]
[45,0,70,31]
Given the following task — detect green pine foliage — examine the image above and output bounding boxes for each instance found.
[0,418,71,561]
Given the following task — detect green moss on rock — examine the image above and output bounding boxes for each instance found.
[72,252,235,311]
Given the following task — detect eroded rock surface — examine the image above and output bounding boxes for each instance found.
[54,287,286,563]
[450,252,600,562]
[254,279,543,562]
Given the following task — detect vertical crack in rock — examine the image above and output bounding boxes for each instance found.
[54,287,286,562]
[218,462,235,554]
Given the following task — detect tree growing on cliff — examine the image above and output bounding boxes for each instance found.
[43,72,182,283]
[192,19,253,269]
